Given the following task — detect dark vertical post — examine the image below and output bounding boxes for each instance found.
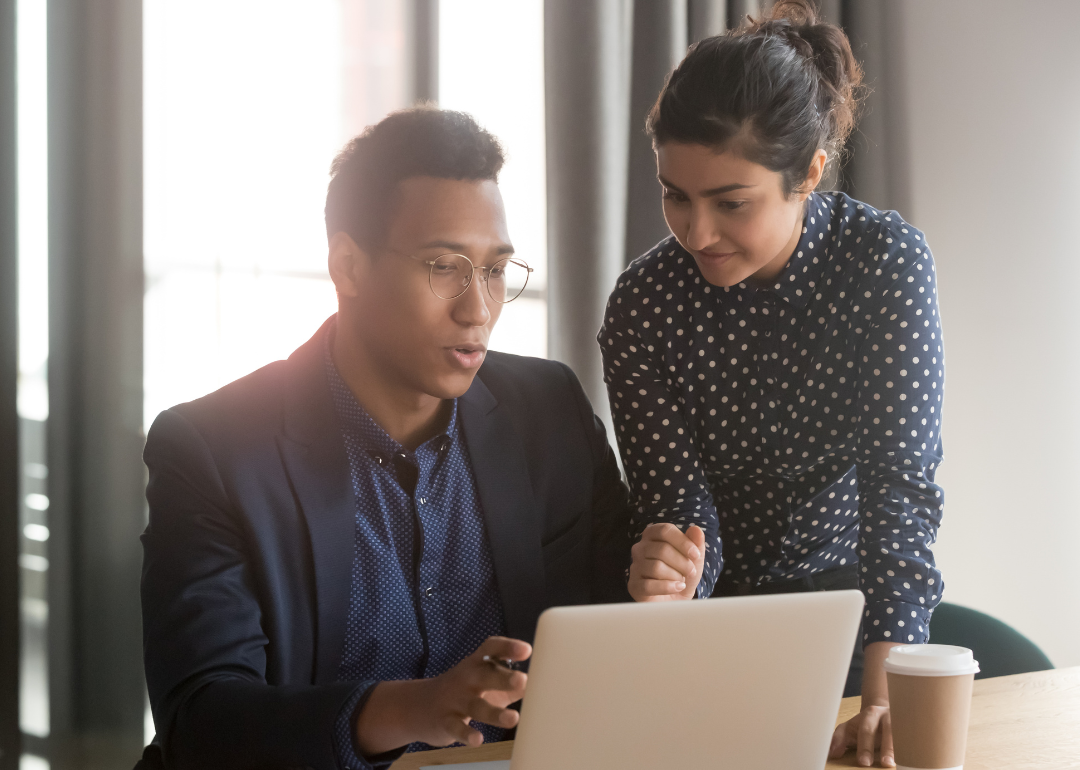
[624,0,686,266]
[817,0,842,25]
[689,0,727,43]
[0,0,19,767]
[727,0,760,30]
[413,0,439,102]
[545,0,632,424]
[47,1,145,767]
[840,0,912,214]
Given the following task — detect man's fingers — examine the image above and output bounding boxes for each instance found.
[471,661,526,695]
[468,697,520,730]
[477,636,532,664]
[439,714,482,748]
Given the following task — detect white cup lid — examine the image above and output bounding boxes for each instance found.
[883,644,980,677]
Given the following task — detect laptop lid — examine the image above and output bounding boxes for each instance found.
[510,590,864,770]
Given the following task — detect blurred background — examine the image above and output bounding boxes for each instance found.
[1,0,1078,767]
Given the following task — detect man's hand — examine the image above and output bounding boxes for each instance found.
[355,636,531,756]
[628,523,705,602]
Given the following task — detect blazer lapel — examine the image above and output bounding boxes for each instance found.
[460,375,547,645]
[276,319,356,684]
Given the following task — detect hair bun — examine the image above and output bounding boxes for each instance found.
[745,0,864,151]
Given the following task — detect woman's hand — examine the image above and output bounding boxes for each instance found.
[829,641,900,767]
[628,523,705,602]
[829,699,894,767]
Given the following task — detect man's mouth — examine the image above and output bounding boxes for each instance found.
[447,344,487,369]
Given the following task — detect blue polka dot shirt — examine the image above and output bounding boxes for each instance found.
[324,330,507,769]
[599,192,945,647]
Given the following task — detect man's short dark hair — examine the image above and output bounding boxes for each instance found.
[324,106,505,252]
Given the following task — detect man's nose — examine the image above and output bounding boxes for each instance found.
[451,269,492,326]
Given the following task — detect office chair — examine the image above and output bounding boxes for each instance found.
[929,602,1053,680]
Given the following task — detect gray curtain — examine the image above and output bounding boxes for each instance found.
[841,0,912,216]
[47,1,146,766]
[545,0,906,420]
[546,0,729,425]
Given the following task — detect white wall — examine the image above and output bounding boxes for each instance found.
[898,1,1080,668]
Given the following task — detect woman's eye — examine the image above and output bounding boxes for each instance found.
[661,188,687,202]
[718,200,746,211]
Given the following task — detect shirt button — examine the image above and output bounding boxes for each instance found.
[424,587,434,598]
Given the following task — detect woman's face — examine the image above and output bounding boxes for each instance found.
[656,142,823,287]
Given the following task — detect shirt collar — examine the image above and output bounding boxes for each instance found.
[714,192,833,310]
[322,317,457,462]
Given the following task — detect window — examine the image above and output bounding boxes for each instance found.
[143,0,412,427]
[439,0,548,359]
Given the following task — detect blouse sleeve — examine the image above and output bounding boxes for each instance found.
[598,268,724,598]
[853,226,945,645]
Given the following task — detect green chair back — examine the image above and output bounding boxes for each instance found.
[929,602,1053,680]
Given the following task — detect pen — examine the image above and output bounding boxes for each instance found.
[482,654,521,671]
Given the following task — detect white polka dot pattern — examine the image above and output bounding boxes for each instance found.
[599,192,944,646]
[323,330,507,767]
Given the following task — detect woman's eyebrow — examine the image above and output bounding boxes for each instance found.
[658,176,756,197]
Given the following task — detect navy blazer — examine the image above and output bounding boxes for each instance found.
[140,318,632,770]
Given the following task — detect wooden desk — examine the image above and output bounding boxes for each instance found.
[390,666,1080,769]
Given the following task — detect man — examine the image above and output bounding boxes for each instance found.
[140,108,631,770]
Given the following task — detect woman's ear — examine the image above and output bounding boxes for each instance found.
[799,149,829,199]
[328,231,368,299]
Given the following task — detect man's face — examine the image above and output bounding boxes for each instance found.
[342,176,511,400]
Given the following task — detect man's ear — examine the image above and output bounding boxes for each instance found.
[328,231,369,299]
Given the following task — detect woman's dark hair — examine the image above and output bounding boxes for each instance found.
[647,0,863,196]
[325,106,505,251]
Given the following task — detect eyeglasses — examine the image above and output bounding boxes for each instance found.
[407,252,534,303]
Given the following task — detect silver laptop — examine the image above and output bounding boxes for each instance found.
[509,590,864,770]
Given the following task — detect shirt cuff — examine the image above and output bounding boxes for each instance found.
[333,681,408,770]
[863,601,931,646]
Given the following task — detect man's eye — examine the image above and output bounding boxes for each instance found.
[432,263,458,274]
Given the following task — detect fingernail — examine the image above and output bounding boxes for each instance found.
[676,582,686,590]
[689,547,701,560]
[858,754,871,767]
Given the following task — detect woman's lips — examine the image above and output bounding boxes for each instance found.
[447,347,486,369]
[695,250,737,266]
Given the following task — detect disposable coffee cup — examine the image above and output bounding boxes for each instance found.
[884,644,980,770]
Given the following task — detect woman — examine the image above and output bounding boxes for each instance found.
[600,2,943,767]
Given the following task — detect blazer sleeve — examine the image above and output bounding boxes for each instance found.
[142,408,367,770]
[555,362,634,604]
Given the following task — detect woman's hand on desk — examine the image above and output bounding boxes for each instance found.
[355,636,531,755]
[829,640,899,767]
[628,523,705,602]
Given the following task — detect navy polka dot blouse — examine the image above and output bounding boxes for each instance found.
[599,192,945,647]
[323,328,507,769]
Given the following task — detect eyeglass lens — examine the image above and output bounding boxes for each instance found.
[429,254,530,303]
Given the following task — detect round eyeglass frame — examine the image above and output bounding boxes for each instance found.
[409,252,534,303]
